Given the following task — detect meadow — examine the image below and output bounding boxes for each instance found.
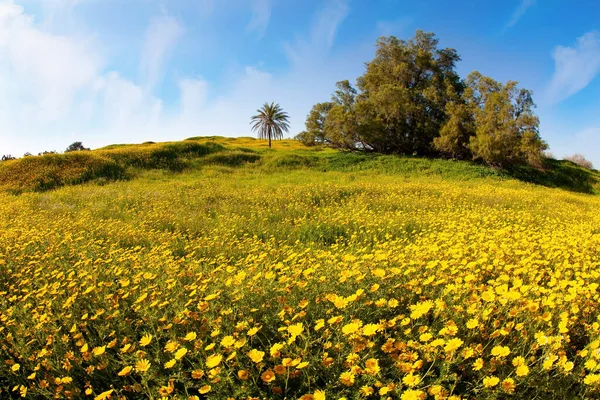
[1,138,600,399]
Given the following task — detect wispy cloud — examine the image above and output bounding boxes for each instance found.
[139,11,184,93]
[283,0,349,65]
[505,0,535,30]
[246,0,271,37]
[546,31,600,104]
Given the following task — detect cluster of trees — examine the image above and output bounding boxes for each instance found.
[297,30,548,168]
[1,142,88,162]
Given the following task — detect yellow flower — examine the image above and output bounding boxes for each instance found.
[402,373,421,387]
[247,327,260,336]
[473,358,484,371]
[191,369,204,379]
[92,346,106,357]
[238,370,249,380]
[444,338,464,353]
[585,374,600,385]
[512,356,526,367]
[400,389,425,400]
[466,318,479,329]
[174,347,188,360]
[198,385,211,394]
[342,322,361,335]
[288,323,304,337]
[139,334,152,347]
[248,349,265,363]
[502,378,516,394]
[221,335,236,348]
[516,365,529,377]
[164,359,176,369]
[339,371,355,386]
[261,369,276,383]
[11,363,20,372]
[135,358,151,373]
[313,389,326,400]
[483,376,500,388]
[362,323,380,336]
[94,389,113,400]
[563,361,574,372]
[206,354,223,368]
[270,342,285,357]
[491,345,510,357]
[117,366,133,376]
[184,332,197,341]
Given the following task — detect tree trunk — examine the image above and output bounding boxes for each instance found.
[269,135,272,148]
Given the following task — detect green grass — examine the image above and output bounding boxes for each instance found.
[0,136,598,195]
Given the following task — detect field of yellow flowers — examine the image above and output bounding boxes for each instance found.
[1,141,600,399]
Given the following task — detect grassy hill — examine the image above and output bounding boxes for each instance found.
[1,137,600,399]
[0,136,599,195]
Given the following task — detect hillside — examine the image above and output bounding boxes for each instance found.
[0,136,599,195]
[1,137,600,399]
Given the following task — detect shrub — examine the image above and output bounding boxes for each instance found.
[65,142,90,152]
[564,154,594,169]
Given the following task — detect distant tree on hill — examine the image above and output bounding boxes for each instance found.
[1,154,16,161]
[250,102,290,148]
[38,151,57,156]
[437,71,547,168]
[564,154,594,169]
[65,142,90,152]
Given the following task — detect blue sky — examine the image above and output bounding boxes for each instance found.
[0,0,599,166]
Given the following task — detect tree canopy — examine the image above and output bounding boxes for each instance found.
[250,102,290,148]
[298,30,547,168]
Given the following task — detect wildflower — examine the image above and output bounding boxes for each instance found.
[139,334,152,347]
[206,354,222,368]
[483,376,500,388]
[491,345,510,357]
[184,332,197,341]
[516,365,529,377]
[502,378,516,394]
[135,359,151,373]
[248,349,265,363]
[261,369,276,383]
[444,338,464,353]
[198,385,211,394]
[117,366,133,376]
[174,347,188,360]
[339,371,355,386]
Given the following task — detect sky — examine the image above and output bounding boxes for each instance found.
[0,0,599,166]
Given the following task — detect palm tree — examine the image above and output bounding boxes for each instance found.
[250,102,290,148]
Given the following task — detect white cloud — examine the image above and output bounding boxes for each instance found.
[246,0,271,37]
[139,12,183,93]
[505,0,535,30]
[0,0,368,156]
[284,0,349,65]
[546,31,600,104]
[178,78,208,120]
[0,1,100,121]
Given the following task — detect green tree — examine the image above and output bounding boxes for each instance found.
[297,102,334,146]
[356,30,463,155]
[323,81,360,149]
[433,85,475,159]
[65,142,90,152]
[250,102,290,148]
[465,71,547,167]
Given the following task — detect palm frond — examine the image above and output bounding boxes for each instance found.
[249,102,290,146]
